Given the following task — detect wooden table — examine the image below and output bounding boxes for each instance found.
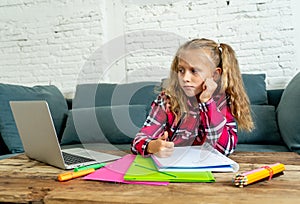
[0,151,299,204]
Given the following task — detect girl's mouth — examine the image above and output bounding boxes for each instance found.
[183,86,194,90]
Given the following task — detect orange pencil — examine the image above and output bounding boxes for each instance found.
[58,168,95,182]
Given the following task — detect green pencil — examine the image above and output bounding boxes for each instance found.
[74,163,106,172]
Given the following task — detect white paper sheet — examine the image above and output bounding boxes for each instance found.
[152,143,239,172]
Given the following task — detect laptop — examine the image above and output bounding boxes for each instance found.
[10,100,121,170]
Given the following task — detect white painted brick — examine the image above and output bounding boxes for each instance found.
[0,0,298,95]
[267,77,291,89]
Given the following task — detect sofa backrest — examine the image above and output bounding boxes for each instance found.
[0,83,68,155]
[72,82,161,111]
[60,81,161,146]
[267,89,284,108]
[65,74,284,146]
[242,74,268,105]
[237,74,284,146]
[0,74,288,156]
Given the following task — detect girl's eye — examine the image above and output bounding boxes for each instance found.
[178,67,184,73]
[191,68,198,74]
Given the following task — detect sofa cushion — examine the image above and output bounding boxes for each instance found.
[277,72,300,153]
[0,83,68,153]
[242,74,267,105]
[73,83,117,108]
[73,82,159,110]
[237,105,282,145]
[61,105,147,145]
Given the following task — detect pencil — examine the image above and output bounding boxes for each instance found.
[232,163,285,187]
[58,168,95,182]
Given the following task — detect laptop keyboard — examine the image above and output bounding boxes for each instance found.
[62,152,95,165]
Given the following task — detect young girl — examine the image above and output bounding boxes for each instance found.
[131,38,253,157]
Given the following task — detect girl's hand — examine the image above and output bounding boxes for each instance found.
[147,131,174,158]
[199,77,218,103]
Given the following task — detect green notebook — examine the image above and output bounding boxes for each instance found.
[124,155,215,183]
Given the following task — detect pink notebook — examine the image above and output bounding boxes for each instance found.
[84,154,169,186]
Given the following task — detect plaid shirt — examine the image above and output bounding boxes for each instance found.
[131,92,237,156]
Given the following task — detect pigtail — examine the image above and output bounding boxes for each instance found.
[219,43,254,131]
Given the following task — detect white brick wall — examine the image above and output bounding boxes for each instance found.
[124,0,298,89]
[0,0,299,97]
[0,0,106,97]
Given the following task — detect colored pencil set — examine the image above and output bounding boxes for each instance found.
[232,163,285,187]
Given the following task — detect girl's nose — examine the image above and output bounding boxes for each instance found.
[183,71,192,82]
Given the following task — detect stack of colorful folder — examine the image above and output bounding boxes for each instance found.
[83,144,242,184]
[82,154,216,185]
[59,145,241,184]
[232,163,285,187]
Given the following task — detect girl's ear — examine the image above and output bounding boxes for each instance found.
[213,67,222,82]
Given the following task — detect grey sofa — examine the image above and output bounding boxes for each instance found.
[1,73,300,160]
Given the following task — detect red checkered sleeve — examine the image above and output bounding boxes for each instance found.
[198,97,238,156]
[131,94,168,157]
[131,92,238,157]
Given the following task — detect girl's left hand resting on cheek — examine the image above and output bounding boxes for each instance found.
[147,131,174,158]
[199,77,218,103]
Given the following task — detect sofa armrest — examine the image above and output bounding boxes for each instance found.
[267,89,284,108]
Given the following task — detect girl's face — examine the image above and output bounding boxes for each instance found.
[177,49,217,97]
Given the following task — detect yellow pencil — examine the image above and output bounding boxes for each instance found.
[232,163,285,187]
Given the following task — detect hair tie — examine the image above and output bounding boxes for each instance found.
[218,43,222,53]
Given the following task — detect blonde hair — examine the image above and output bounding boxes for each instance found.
[163,38,253,131]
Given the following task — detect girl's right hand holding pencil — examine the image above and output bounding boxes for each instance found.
[147,131,174,158]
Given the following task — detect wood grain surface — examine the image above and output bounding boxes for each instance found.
[0,152,299,204]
